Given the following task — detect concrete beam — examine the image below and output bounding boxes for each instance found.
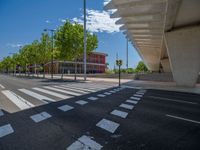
[165,25,200,87]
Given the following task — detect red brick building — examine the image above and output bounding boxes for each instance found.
[44,52,107,74]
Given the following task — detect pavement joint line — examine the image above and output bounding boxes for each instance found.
[126,100,138,104]
[88,97,98,101]
[58,104,74,112]
[30,112,52,123]
[149,96,198,105]
[2,90,35,110]
[96,118,120,133]
[75,100,88,105]
[0,124,14,138]
[0,84,5,89]
[166,114,200,124]
[110,110,128,118]
[67,135,103,150]
[133,94,143,97]
[119,103,134,110]
[130,97,141,101]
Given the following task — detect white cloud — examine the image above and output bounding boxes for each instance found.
[45,20,50,24]
[58,18,67,23]
[72,9,121,33]
[6,43,23,48]
[104,0,111,6]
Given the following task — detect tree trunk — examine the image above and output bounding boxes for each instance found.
[61,61,65,80]
[74,58,77,81]
[43,63,45,78]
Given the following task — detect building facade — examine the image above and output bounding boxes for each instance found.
[44,52,107,74]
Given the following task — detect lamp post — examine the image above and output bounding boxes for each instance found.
[83,0,87,81]
[44,29,55,79]
[126,38,129,69]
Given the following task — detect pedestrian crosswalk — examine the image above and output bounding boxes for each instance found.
[1,82,118,112]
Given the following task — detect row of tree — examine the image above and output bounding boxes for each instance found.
[0,21,98,77]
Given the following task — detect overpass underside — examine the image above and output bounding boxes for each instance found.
[105,0,200,87]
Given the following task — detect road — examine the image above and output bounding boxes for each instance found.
[0,74,200,150]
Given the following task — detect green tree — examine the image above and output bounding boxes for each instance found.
[55,21,98,79]
[135,61,148,73]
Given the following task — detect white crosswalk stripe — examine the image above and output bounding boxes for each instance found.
[18,89,54,103]
[33,87,70,99]
[2,90,35,110]
[61,85,96,92]
[54,85,88,94]
[43,86,81,96]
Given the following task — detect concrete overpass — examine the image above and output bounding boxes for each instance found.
[105,0,200,87]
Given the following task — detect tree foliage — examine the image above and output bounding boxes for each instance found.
[135,61,148,72]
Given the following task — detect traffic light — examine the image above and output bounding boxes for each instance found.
[116,59,122,66]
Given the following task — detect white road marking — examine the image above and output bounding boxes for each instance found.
[134,94,143,97]
[121,85,141,89]
[67,135,103,150]
[119,103,134,110]
[109,90,116,93]
[44,86,81,96]
[19,89,54,103]
[61,85,96,92]
[2,90,35,110]
[130,97,141,101]
[30,112,52,123]
[136,92,145,95]
[0,110,4,117]
[166,114,200,124]
[111,110,128,118]
[88,97,98,101]
[126,100,138,104]
[97,94,106,97]
[58,105,74,112]
[104,92,111,95]
[75,100,88,105]
[0,84,5,89]
[149,96,198,105]
[33,87,70,99]
[96,118,120,133]
[0,124,14,138]
[54,86,88,94]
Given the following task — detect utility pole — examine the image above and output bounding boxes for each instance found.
[126,38,129,69]
[83,0,87,81]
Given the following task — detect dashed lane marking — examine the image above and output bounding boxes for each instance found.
[0,124,14,138]
[75,100,88,105]
[44,86,81,96]
[97,94,106,97]
[130,97,141,101]
[30,112,52,123]
[2,90,35,110]
[104,92,112,95]
[126,100,138,104]
[134,94,143,97]
[110,110,128,118]
[58,105,74,112]
[119,103,134,110]
[88,97,98,101]
[166,114,200,124]
[96,118,120,133]
[19,89,54,103]
[67,135,103,150]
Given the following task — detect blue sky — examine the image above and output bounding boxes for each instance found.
[0,0,141,69]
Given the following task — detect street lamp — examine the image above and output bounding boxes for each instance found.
[83,0,87,81]
[44,29,56,79]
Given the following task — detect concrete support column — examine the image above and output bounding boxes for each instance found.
[160,58,171,73]
[165,25,200,87]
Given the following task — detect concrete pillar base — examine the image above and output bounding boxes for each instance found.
[165,25,200,87]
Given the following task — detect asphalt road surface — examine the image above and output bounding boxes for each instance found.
[0,74,200,150]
